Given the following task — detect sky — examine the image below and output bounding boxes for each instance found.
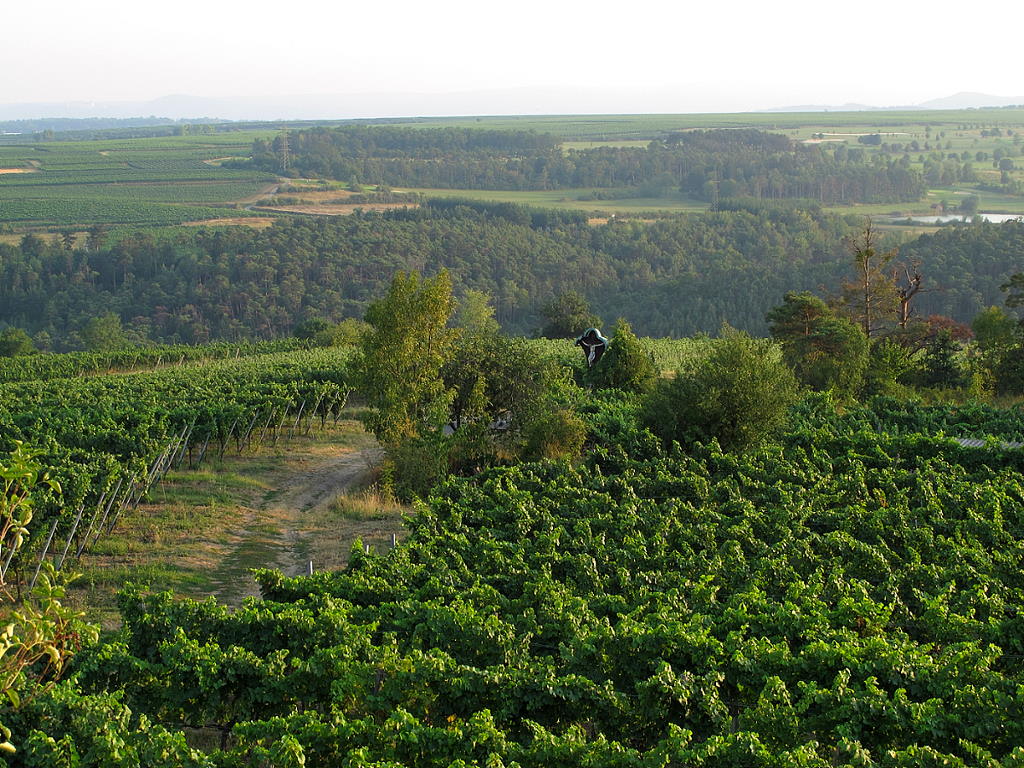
[3,0,1023,118]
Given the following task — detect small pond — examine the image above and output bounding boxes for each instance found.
[886,213,1022,224]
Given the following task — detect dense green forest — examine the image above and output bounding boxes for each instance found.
[2,203,1021,346]
[241,126,926,204]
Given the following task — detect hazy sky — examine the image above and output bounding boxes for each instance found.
[4,0,1023,116]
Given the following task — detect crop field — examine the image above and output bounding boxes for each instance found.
[377,108,1024,139]
[0,130,278,227]
[4,111,1024,227]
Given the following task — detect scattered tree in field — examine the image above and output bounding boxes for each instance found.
[79,313,126,351]
[356,270,457,448]
[583,319,657,394]
[446,289,578,470]
[641,326,799,452]
[960,194,979,215]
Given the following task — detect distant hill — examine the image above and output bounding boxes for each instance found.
[916,91,1024,109]
[762,91,1024,113]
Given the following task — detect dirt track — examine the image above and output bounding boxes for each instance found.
[206,445,391,606]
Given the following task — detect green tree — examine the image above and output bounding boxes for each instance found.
[456,289,501,337]
[0,328,34,358]
[539,291,600,339]
[446,290,573,469]
[1003,272,1024,313]
[767,292,868,398]
[641,327,799,452]
[79,313,126,351]
[916,329,966,389]
[583,318,658,394]
[356,271,458,448]
[863,338,915,397]
[959,194,979,215]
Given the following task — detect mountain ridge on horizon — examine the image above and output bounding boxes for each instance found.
[1,89,1023,124]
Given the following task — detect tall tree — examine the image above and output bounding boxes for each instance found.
[839,221,899,339]
[356,270,458,447]
[0,327,34,357]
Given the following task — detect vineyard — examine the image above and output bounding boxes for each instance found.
[2,381,1024,765]
[0,131,277,226]
[0,347,354,593]
[0,339,311,384]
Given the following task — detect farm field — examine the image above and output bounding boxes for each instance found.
[4,110,1024,227]
[364,108,1024,139]
[0,130,279,226]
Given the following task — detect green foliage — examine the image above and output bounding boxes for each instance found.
[863,338,916,397]
[993,343,1024,395]
[916,329,967,389]
[0,330,33,359]
[0,347,353,559]
[247,125,926,205]
[0,444,99,756]
[1,208,1019,347]
[37,394,1024,766]
[582,319,657,394]
[357,270,458,447]
[539,291,601,339]
[767,292,868,398]
[1003,272,1024,310]
[79,313,126,352]
[641,327,800,452]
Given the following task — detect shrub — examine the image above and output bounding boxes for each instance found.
[641,327,799,452]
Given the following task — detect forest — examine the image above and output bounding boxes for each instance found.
[240,127,926,204]
[1,201,1022,348]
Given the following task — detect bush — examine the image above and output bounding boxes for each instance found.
[994,344,1024,395]
[641,327,799,452]
[583,319,658,394]
[523,409,587,461]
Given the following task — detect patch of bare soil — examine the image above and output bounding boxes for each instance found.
[252,203,418,216]
[204,442,395,606]
[0,167,35,174]
[181,217,276,228]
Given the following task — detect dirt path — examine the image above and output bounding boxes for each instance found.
[205,444,386,606]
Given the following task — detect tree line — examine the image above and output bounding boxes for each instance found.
[237,126,927,204]
[1,204,1021,350]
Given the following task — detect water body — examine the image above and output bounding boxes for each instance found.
[887,213,1022,224]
